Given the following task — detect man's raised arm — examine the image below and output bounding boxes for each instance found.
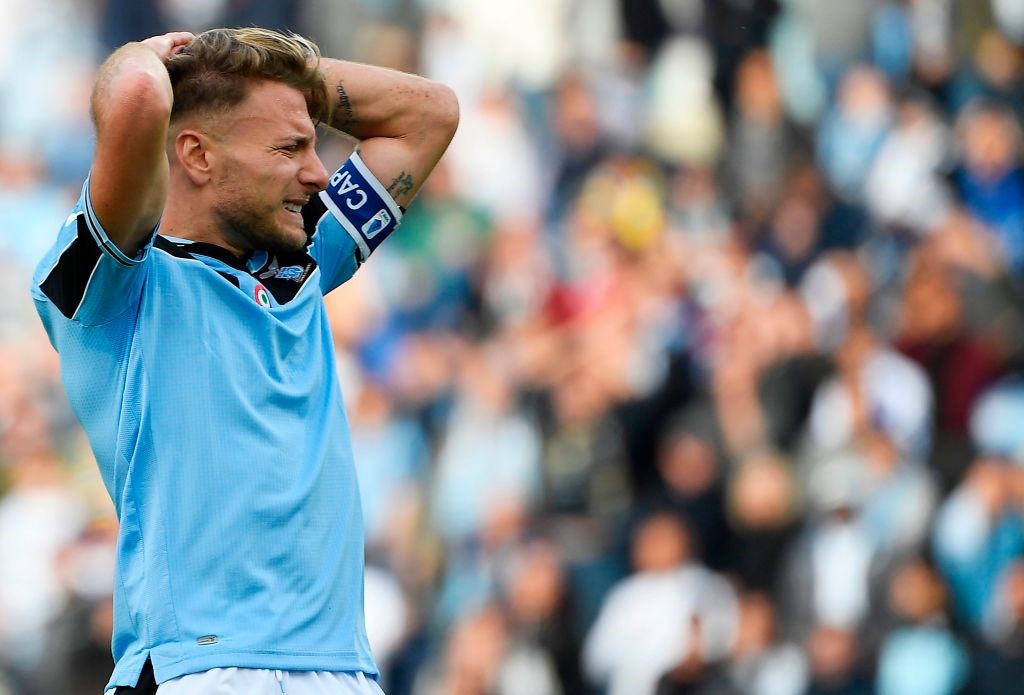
[317,59,460,209]
[89,32,194,258]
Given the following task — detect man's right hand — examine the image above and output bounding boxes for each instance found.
[140,32,195,63]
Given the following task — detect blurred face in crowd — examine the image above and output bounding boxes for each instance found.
[457,345,514,414]
[899,247,963,343]
[837,66,891,126]
[735,49,781,121]
[552,366,608,427]
[962,457,1024,517]
[768,166,826,266]
[444,607,508,692]
[974,30,1021,89]
[658,429,718,498]
[554,72,601,150]
[769,192,820,264]
[733,592,777,656]
[888,559,947,623]
[632,513,692,572]
[959,106,1022,180]
[728,454,796,530]
[807,626,859,684]
[507,542,564,624]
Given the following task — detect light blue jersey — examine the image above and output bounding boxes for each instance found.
[31,152,402,690]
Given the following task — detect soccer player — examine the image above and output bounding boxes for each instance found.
[30,28,458,694]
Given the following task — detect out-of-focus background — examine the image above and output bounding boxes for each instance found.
[3,0,1024,693]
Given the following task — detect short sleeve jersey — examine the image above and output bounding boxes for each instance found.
[30,152,402,690]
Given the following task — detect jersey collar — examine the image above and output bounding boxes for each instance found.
[180,241,252,271]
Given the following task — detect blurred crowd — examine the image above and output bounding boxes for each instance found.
[4,0,1024,693]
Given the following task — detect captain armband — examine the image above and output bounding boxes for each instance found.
[318,152,403,263]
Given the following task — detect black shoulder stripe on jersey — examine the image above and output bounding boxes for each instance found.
[216,270,240,288]
[152,235,192,259]
[153,236,241,288]
[39,215,103,319]
[185,241,250,271]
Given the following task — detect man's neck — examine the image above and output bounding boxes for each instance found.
[158,193,248,258]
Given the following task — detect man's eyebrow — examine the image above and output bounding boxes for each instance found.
[276,134,316,147]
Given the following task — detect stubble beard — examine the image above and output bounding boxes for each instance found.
[212,190,307,257]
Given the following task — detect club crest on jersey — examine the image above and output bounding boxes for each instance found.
[361,209,392,240]
[253,284,271,308]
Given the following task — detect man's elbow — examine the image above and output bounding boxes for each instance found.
[123,69,174,118]
[94,68,173,131]
[426,82,460,142]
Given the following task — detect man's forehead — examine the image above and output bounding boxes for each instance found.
[222,82,316,138]
[229,112,316,138]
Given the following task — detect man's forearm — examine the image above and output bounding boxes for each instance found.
[315,57,458,207]
[318,58,458,142]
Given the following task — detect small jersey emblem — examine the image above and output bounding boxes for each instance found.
[196,635,219,646]
[361,209,392,240]
[259,258,306,282]
[254,284,271,308]
[274,265,304,281]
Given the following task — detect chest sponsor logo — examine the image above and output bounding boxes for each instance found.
[361,209,392,240]
[261,263,305,281]
[259,259,307,283]
[254,283,271,308]
[274,265,305,280]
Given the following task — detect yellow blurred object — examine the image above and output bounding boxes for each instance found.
[610,176,665,251]
[578,158,667,252]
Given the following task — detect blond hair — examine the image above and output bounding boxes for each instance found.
[166,27,333,125]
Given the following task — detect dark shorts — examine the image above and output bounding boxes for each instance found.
[112,659,157,695]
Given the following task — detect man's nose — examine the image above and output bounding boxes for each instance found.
[302,152,330,191]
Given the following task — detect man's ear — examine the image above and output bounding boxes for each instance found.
[175,128,215,185]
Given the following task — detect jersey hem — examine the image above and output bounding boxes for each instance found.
[155,650,378,685]
[107,649,379,689]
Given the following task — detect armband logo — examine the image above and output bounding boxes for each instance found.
[361,209,392,240]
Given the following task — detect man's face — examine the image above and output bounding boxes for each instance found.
[208,80,329,255]
[962,110,1020,180]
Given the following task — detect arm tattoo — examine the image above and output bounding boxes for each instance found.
[386,172,414,198]
[335,82,356,132]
